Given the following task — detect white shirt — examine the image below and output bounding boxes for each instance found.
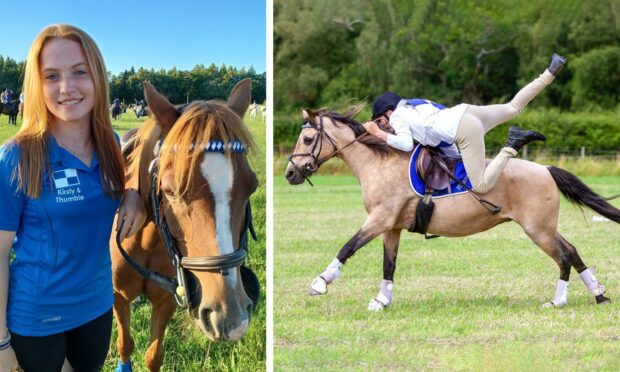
[386,99,466,157]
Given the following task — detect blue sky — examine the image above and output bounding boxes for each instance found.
[0,0,266,75]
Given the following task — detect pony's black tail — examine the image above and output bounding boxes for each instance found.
[548,166,620,223]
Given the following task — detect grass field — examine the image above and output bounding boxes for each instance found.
[274,173,620,370]
[1,111,266,371]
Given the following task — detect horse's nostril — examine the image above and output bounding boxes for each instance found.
[200,307,213,333]
[247,303,253,315]
[286,170,294,179]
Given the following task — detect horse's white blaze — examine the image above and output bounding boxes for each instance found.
[200,153,236,288]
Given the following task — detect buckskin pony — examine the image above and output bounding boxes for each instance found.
[111,79,260,371]
[285,107,620,311]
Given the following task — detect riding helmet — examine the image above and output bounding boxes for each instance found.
[372,92,402,119]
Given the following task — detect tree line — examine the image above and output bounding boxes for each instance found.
[0,56,266,105]
[108,65,265,104]
[275,0,620,112]
[274,0,620,151]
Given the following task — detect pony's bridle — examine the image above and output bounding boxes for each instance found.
[287,115,367,185]
[116,139,257,312]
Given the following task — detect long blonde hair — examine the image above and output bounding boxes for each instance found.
[8,24,124,198]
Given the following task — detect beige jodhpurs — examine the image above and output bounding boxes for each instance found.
[454,70,555,194]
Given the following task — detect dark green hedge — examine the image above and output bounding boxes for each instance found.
[485,109,620,153]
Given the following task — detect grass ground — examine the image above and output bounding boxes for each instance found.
[274,174,620,371]
[1,111,266,371]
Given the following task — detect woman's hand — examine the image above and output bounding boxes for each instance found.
[116,189,147,241]
[362,121,380,135]
[0,346,20,372]
[362,121,389,142]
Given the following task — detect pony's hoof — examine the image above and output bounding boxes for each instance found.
[116,359,132,372]
[368,298,388,312]
[542,300,565,308]
[596,294,611,304]
[309,276,328,295]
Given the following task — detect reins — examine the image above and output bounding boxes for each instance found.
[318,131,369,166]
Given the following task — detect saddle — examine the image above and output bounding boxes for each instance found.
[415,146,458,191]
[409,145,502,237]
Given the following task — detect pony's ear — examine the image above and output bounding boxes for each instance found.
[227,78,251,118]
[302,109,316,122]
[143,81,178,136]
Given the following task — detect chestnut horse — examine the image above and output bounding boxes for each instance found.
[285,108,620,311]
[111,80,260,371]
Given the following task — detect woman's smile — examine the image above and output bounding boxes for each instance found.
[39,37,95,126]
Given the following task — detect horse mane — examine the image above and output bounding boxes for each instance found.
[127,100,257,204]
[309,106,395,156]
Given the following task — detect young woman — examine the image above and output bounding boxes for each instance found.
[0,24,146,372]
[363,53,565,194]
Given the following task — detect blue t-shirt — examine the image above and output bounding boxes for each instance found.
[0,135,121,336]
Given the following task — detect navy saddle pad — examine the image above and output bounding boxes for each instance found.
[408,144,472,198]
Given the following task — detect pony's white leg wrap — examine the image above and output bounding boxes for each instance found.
[368,279,393,311]
[320,258,343,284]
[309,258,343,295]
[579,268,606,296]
[551,279,569,307]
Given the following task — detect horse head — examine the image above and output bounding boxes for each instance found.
[130,80,259,342]
[286,107,381,185]
[285,109,341,184]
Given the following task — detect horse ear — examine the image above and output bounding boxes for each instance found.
[227,78,251,118]
[302,109,315,122]
[143,81,178,136]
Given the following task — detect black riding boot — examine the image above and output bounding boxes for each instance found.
[505,126,546,152]
[548,53,566,77]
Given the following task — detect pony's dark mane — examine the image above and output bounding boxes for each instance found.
[310,107,395,156]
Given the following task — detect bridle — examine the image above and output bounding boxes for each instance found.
[116,139,257,312]
[287,115,368,185]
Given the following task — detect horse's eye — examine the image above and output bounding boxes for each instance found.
[161,183,174,196]
[303,136,313,145]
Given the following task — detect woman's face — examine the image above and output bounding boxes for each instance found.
[39,37,95,126]
[374,109,393,126]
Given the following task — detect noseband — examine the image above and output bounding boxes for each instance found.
[116,139,257,311]
[287,115,367,185]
